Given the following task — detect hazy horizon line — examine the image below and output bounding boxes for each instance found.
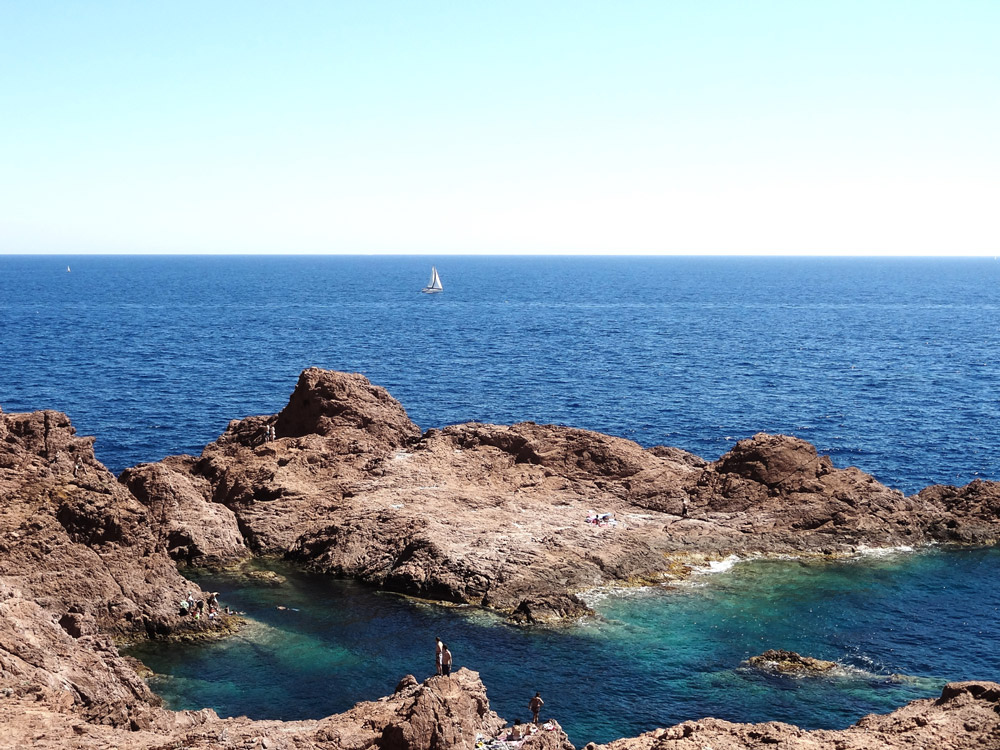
[3,251,998,259]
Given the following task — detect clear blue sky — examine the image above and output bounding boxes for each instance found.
[2,1,997,255]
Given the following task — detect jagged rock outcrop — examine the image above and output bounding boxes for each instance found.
[0,405,514,748]
[0,410,229,638]
[0,409,238,732]
[120,456,248,565]
[507,594,593,625]
[274,367,422,448]
[0,667,507,750]
[125,370,1000,623]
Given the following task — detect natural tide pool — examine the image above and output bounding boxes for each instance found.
[126,547,1000,747]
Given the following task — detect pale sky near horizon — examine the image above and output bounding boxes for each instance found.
[1,1,997,256]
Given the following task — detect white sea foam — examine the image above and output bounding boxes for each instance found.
[577,584,660,608]
[666,578,710,589]
[690,555,743,575]
[853,544,916,558]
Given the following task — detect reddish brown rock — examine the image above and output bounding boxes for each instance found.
[713,433,829,488]
[122,371,1000,624]
[507,594,593,625]
[588,681,1000,750]
[0,409,232,728]
[274,366,422,449]
[913,479,1000,544]
[0,667,505,750]
[120,457,248,565]
[0,410,225,641]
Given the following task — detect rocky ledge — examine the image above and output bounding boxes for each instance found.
[124,368,1000,623]
[2,370,999,748]
[587,681,1000,750]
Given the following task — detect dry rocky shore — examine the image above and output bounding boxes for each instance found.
[2,368,999,748]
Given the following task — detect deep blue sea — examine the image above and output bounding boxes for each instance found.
[3,255,999,745]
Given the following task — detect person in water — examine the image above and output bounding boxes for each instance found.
[529,691,544,724]
[435,637,444,675]
[441,645,453,676]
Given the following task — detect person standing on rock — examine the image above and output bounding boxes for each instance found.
[441,644,453,676]
[529,692,543,724]
[435,637,444,675]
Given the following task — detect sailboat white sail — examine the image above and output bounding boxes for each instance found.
[421,266,443,294]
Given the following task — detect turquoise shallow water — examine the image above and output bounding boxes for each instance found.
[127,547,1000,747]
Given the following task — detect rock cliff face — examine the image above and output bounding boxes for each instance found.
[0,409,235,729]
[0,667,512,750]
[0,405,513,749]
[2,370,1000,748]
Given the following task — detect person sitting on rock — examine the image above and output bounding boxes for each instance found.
[509,720,524,740]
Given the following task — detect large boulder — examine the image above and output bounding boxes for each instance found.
[120,457,248,565]
[713,433,830,488]
[274,367,421,450]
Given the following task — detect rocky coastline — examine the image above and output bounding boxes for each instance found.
[2,368,999,748]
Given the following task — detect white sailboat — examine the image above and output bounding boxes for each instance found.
[421,266,443,294]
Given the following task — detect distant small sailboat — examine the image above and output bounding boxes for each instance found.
[66,265,71,272]
[421,266,443,294]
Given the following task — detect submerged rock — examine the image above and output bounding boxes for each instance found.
[745,649,838,676]
[507,593,593,625]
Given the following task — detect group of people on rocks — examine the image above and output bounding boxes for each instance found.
[585,511,618,527]
[241,422,277,447]
[179,591,230,620]
[435,637,547,741]
[479,713,557,750]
